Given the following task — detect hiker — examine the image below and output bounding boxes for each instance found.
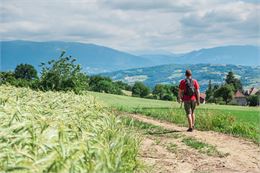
[178,69,200,132]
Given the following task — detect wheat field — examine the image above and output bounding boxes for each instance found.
[0,86,140,172]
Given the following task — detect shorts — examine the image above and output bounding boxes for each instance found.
[184,100,196,115]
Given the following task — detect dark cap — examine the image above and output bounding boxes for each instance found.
[185,69,192,77]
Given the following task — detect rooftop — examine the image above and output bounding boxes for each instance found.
[234,90,245,98]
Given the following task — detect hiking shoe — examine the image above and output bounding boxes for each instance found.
[187,128,193,132]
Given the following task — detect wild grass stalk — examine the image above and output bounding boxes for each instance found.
[0,85,140,172]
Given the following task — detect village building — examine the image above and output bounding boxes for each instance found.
[200,93,206,104]
[232,90,247,106]
[244,87,258,96]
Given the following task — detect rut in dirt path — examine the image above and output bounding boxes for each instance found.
[123,113,260,173]
[140,133,236,173]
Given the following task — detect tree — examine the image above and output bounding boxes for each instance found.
[14,64,38,80]
[115,81,132,91]
[0,71,39,88]
[225,71,235,84]
[152,84,176,101]
[206,80,214,102]
[247,95,259,106]
[153,84,167,100]
[213,85,219,91]
[96,80,122,95]
[89,76,111,91]
[214,84,234,104]
[88,76,122,95]
[170,85,179,98]
[0,71,16,84]
[225,71,242,91]
[96,80,122,94]
[132,82,150,98]
[39,51,88,93]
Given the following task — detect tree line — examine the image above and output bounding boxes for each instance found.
[205,71,259,106]
[1,52,258,105]
[0,52,178,101]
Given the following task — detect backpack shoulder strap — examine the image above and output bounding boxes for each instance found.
[190,79,194,85]
[185,78,193,85]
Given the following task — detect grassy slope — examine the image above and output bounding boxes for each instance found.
[90,91,174,108]
[89,91,260,124]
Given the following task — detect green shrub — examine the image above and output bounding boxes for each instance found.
[132,82,150,98]
[0,71,16,85]
[247,95,259,106]
[0,71,40,89]
[228,123,259,141]
[152,84,177,101]
[89,76,123,95]
[39,52,89,94]
[114,81,132,91]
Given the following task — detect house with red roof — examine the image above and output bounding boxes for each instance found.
[232,90,247,106]
[200,93,206,104]
[244,87,258,96]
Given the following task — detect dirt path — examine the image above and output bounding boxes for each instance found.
[124,113,260,173]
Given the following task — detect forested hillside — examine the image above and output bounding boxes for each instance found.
[102,64,260,91]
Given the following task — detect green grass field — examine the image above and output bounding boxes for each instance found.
[89,91,174,108]
[90,91,260,124]
[90,91,260,142]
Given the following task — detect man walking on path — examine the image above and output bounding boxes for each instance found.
[178,70,200,132]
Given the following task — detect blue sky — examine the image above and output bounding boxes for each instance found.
[0,0,259,53]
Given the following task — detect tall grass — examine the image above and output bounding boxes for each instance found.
[90,91,259,143]
[127,108,260,143]
[0,86,140,172]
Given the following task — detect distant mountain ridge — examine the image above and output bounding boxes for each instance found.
[139,53,182,65]
[0,40,259,74]
[174,45,260,66]
[102,64,260,91]
[0,40,151,73]
[139,45,259,66]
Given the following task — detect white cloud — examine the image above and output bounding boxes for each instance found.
[100,0,195,12]
[0,0,259,53]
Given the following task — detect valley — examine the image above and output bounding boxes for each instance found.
[102,64,260,91]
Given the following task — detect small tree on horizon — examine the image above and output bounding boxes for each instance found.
[214,84,234,104]
[14,64,38,80]
[89,76,122,95]
[152,84,177,101]
[225,71,242,91]
[206,80,213,102]
[171,85,179,99]
[132,82,150,98]
[39,51,88,93]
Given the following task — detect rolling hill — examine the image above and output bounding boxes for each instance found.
[1,40,259,74]
[101,64,260,91]
[0,40,151,73]
[172,45,259,66]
